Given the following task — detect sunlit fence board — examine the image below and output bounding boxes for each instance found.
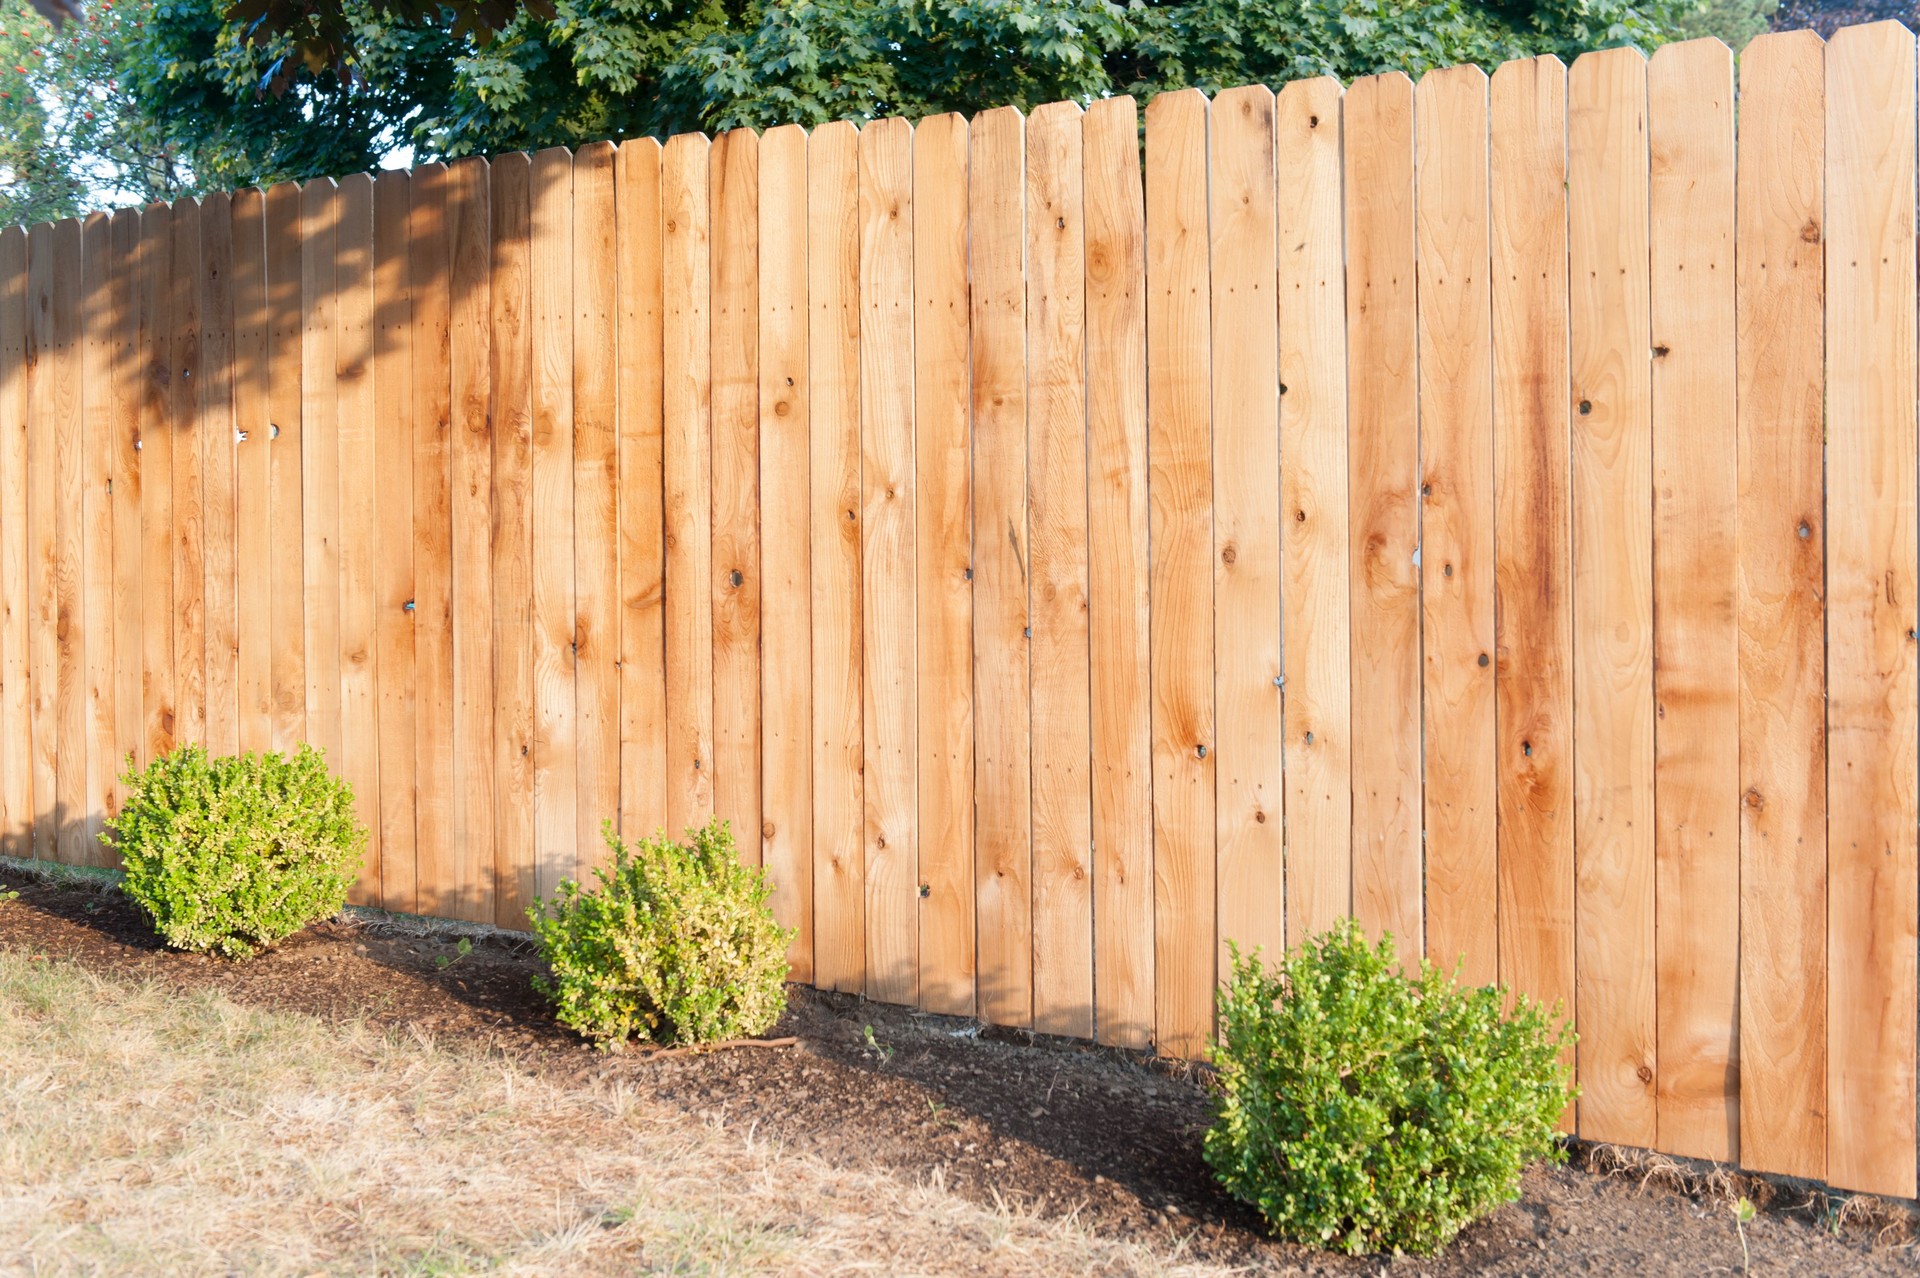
[1144,88,1215,1058]
[1823,20,1918,1200]
[1568,46,1657,1148]
[1648,37,1739,1165]
[1415,64,1496,987]
[1736,28,1829,1184]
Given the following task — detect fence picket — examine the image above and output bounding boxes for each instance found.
[264,185,304,755]
[1415,64,1497,985]
[712,130,762,868]
[1824,20,1918,1200]
[231,194,270,757]
[449,156,495,925]
[760,123,814,980]
[488,152,538,925]
[24,224,52,856]
[372,170,416,912]
[1028,100,1094,1035]
[1648,37,1739,1163]
[139,206,173,773]
[662,134,714,837]
[1735,29,1828,1182]
[573,142,620,878]
[1276,77,1352,947]
[109,209,143,803]
[913,112,974,1016]
[51,218,83,862]
[170,201,204,755]
[530,148,578,901]
[1568,45,1657,1147]
[1208,85,1283,973]
[1489,57,1576,1110]
[615,138,668,848]
[859,116,918,1007]
[81,212,115,861]
[198,196,238,762]
[1345,73,1423,958]
[299,182,347,893]
[413,165,457,911]
[971,105,1033,1027]
[1145,88,1215,1058]
[808,120,864,994]
[335,174,381,905]
[1083,94,1154,1049]
[0,227,24,851]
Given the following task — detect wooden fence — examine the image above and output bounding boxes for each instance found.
[1,21,1915,1197]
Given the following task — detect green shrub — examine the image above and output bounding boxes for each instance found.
[528,820,793,1050]
[107,745,367,959]
[1205,921,1575,1256]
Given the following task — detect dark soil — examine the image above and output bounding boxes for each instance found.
[3,863,1914,1277]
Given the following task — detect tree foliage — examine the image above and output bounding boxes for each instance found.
[0,0,192,223]
[7,0,1780,213]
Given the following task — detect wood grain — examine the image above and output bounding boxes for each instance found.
[1823,20,1917,1199]
[573,142,620,876]
[300,183,345,854]
[859,115,918,1007]
[198,196,238,761]
[169,201,205,756]
[489,153,538,925]
[1568,46,1656,1147]
[50,218,82,861]
[913,112,974,1016]
[1344,72,1423,958]
[711,129,762,867]
[1276,77,1353,946]
[449,155,496,924]
[615,138,668,847]
[1490,58,1576,1100]
[108,210,144,808]
[808,121,864,994]
[372,170,416,912]
[1416,64,1497,984]
[1083,94,1154,1048]
[264,184,304,755]
[662,134,714,836]
[230,193,271,756]
[335,174,381,904]
[529,147,578,900]
[81,212,116,860]
[970,105,1033,1027]
[139,205,175,770]
[1145,89,1215,1057]
[1207,85,1282,974]
[24,223,53,856]
[759,124,813,979]
[1735,28,1828,1183]
[0,226,27,850]
[1648,37,1739,1164]
[1027,100,1094,1035]
[412,164,457,911]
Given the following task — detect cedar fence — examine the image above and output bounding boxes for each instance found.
[0,21,1914,1197]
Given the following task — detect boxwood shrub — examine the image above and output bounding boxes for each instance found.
[1205,921,1575,1255]
[107,745,366,959]
[528,819,792,1050]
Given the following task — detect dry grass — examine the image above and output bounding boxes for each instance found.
[0,951,1237,1277]
[1576,1141,1919,1248]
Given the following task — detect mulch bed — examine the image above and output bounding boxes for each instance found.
[3,863,1914,1276]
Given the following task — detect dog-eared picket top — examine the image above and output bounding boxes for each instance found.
[0,22,1913,1198]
